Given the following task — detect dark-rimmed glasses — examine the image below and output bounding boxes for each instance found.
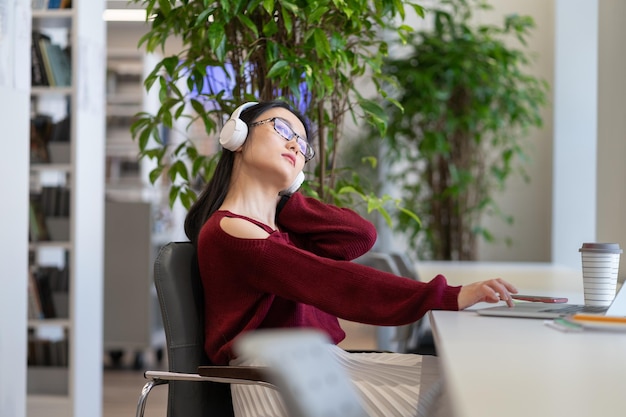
[250,117,315,161]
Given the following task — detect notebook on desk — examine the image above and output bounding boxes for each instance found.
[476,284,626,319]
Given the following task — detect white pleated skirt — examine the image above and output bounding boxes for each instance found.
[230,346,445,417]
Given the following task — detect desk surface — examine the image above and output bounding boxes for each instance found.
[418,261,626,417]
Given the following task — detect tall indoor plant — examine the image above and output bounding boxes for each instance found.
[370,0,548,260]
[128,0,422,226]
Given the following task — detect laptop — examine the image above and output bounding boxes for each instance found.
[476,283,626,319]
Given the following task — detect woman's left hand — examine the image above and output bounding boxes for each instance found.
[457,278,518,310]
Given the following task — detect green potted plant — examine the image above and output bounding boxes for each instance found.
[364,0,549,260]
[128,0,423,226]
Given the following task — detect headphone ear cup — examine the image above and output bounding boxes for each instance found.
[219,102,259,151]
[279,171,305,196]
[219,118,248,151]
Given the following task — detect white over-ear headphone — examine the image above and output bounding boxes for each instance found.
[219,102,259,151]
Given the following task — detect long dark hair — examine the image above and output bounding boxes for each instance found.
[184,100,311,245]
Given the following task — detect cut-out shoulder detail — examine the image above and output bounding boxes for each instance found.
[219,216,272,239]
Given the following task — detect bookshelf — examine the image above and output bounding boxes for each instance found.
[26,1,105,417]
[105,49,146,190]
[103,50,168,368]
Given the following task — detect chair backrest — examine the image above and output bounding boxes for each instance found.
[353,250,425,353]
[389,252,421,281]
[387,252,434,353]
[354,251,402,276]
[154,242,234,417]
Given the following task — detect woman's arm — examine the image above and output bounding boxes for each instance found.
[235,235,461,325]
[276,193,377,260]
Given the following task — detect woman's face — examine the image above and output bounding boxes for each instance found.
[239,107,308,189]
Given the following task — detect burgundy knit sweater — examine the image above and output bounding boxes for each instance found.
[197,192,461,364]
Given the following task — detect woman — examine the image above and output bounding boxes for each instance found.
[185,100,517,417]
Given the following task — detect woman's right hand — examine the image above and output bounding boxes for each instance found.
[457,278,518,310]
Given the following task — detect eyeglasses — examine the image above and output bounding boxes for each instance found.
[250,117,315,161]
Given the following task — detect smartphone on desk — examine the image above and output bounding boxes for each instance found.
[511,295,569,303]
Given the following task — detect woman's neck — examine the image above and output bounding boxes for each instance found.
[219,186,279,229]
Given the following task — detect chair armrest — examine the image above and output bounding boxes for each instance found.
[137,370,275,417]
[197,365,270,383]
[145,369,276,389]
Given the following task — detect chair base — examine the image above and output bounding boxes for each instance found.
[136,378,167,417]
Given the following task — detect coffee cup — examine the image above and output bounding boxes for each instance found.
[579,243,622,307]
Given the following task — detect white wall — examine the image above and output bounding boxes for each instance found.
[0,86,30,417]
[474,0,555,262]
[551,0,599,268]
[597,0,626,276]
[107,21,183,56]
[73,2,107,415]
[477,0,626,279]
[0,1,30,416]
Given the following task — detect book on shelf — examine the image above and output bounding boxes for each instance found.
[35,271,57,319]
[36,33,55,87]
[32,0,72,10]
[32,31,72,87]
[47,0,72,9]
[41,186,71,217]
[29,194,50,242]
[30,114,53,163]
[29,266,70,319]
[31,32,50,86]
[30,115,71,163]
[27,332,69,367]
[44,42,72,86]
[28,270,44,319]
[50,116,70,143]
[30,188,71,242]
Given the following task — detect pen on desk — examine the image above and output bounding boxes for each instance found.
[570,314,626,324]
[548,318,583,332]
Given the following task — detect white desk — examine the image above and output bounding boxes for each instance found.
[418,261,626,417]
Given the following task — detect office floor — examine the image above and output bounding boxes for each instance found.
[102,320,378,417]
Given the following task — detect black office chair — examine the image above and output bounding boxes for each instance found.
[136,242,367,417]
[135,242,272,417]
[354,251,435,355]
[353,251,406,352]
